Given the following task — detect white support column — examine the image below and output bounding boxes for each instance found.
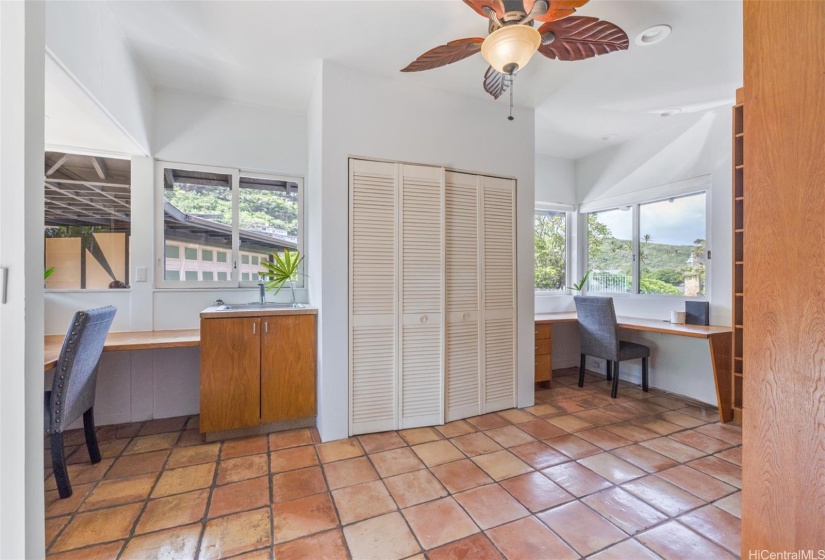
[0,1,46,558]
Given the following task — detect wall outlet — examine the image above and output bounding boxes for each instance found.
[136,266,147,282]
[589,359,602,370]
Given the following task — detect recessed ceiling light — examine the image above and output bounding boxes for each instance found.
[635,24,672,47]
[660,108,682,117]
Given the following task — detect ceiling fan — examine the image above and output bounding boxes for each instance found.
[401,0,629,117]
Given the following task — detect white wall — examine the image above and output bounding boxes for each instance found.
[573,107,733,404]
[45,0,153,155]
[153,88,306,175]
[0,2,46,557]
[535,154,576,206]
[311,62,536,442]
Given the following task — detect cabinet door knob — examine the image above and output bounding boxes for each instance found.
[420,315,428,323]
[252,322,257,335]
[463,312,470,320]
[264,321,269,334]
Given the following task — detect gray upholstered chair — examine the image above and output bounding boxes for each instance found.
[45,306,116,498]
[573,296,649,398]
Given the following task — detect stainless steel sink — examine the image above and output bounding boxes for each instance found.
[217,302,305,311]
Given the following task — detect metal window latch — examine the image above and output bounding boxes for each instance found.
[707,250,712,259]
[0,267,7,304]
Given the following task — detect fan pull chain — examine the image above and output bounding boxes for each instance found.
[508,74,515,121]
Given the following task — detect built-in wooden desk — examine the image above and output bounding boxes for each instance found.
[535,312,733,423]
[44,329,201,370]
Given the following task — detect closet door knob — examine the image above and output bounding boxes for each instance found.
[463,312,470,320]
[420,315,428,323]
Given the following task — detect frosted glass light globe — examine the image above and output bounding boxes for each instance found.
[481,25,541,74]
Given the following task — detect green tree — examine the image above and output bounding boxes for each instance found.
[534,213,566,290]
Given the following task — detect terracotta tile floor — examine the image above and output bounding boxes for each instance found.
[44,367,742,559]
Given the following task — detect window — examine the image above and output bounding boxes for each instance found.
[534,210,568,291]
[586,192,708,296]
[166,245,179,259]
[587,208,633,294]
[157,162,303,288]
[640,194,707,296]
[44,152,131,290]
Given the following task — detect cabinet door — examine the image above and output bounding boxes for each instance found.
[200,317,261,432]
[261,315,317,423]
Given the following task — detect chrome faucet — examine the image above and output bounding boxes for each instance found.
[258,277,266,304]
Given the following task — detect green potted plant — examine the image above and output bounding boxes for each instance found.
[259,250,305,307]
[567,270,591,294]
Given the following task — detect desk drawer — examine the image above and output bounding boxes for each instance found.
[535,337,551,355]
[535,355,552,382]
[535,324,552,340]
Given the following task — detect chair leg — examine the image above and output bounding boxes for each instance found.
[611,361,620,398]
[83,407,102,464]
[606,361,612,382]
[642,357,649,392]
[578,354,586,387]
[50,432,72,499]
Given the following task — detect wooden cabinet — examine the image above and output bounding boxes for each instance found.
[200,312,316,434]
[534,323,552,384]
[261,315,317,423]
[731,87,744,422]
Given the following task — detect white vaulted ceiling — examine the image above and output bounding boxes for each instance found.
[105,0,742,159]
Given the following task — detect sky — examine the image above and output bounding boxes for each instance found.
[593,193,706,246]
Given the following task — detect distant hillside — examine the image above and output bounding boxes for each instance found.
[590,237,699,273]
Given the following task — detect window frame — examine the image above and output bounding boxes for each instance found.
[534,202,574,296]
[584,189,711,298]
[155,161,304,290]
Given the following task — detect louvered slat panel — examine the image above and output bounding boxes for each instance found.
[401,321,442,427]
[445,172,479,313]
[351,323,396,434]
[484,317,515,411]
[481,176,516,413]
[350,159,398,435]
[483,179,515,311]
[401,165,443,315]
[446,319,480,420]
[352,161,396,316]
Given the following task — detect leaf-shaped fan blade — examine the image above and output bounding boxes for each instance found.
[463,0,506,18]
[524,0,588,22]
[401,38,484,72]
[483,66,510,100]
[538,16,628,61]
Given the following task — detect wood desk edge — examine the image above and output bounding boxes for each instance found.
[535,312,732,339]
[45,329,201,370]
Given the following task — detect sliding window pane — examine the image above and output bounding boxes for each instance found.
[162,167,233,283]
[238,175,300,284]
[44,152,132,290]
[534,210,566,291]
[639,193,707,296]
[587,208,633,294]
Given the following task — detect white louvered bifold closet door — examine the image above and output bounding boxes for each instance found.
[480,175,517,413]
[445,171,482,421]
[349,159,398,435]
[398,164,445,428]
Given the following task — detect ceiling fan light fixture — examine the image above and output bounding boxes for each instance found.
[481,24,541,74]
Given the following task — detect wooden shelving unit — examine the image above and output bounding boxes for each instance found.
[732,88,744,421]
